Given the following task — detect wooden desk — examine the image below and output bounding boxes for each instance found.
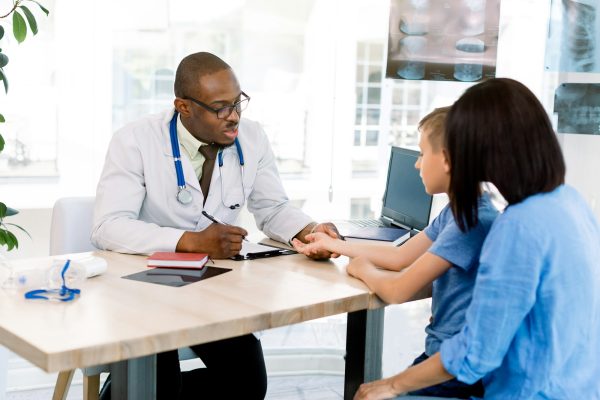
[0,251,385,399]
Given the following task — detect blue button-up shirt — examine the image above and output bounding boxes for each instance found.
[440,185,600,399]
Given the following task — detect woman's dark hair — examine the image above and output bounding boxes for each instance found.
[445,78,565,231]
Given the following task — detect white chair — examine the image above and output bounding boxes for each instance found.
[49,197,100,400]
[49,197,197,400]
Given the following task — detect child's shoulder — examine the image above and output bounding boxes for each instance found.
[426,194,499,241]
[432,202,455,226]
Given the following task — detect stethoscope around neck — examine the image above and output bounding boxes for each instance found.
[169,111,246,209]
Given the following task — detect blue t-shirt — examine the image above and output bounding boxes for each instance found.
[441,185,600,399]
[423,193,498,355]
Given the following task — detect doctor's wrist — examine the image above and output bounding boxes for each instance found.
[176,230,209,253]
[294,222,318,244]
[176,231,195,253]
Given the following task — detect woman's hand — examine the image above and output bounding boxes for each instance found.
[353,377,403,400]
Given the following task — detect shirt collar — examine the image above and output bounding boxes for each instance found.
[177,114,206,159]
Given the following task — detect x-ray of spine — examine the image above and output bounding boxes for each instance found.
[546,0,600,72]
[554,83,600,134]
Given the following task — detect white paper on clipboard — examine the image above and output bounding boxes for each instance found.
[232,241,296,260]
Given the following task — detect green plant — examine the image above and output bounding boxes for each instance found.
[0,202,27,250]
[0,0,48,250]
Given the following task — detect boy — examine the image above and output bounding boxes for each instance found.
[293,107,498,398]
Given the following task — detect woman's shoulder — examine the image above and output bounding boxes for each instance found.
[496,185,594,240]
[504,185,577,217]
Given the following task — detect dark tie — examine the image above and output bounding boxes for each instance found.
[199,144,219,203]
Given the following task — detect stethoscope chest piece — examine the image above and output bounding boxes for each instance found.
[177,188,193,205]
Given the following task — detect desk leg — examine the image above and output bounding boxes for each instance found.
[110,354,156,400]
[344,308,384,400]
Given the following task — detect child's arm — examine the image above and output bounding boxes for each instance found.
[292,230,432,272]
[346,250,451,304]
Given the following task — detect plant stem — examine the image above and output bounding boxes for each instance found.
[0,0,22,19]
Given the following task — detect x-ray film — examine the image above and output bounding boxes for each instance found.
[554,83,600,134]
[386,0,500,82]
[545,0,600,72]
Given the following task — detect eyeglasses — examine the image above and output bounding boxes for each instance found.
[183,91,250,119]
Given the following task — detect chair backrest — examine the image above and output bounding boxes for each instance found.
[49,197,97,255]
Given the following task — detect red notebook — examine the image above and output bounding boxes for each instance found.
[147,252,209,269]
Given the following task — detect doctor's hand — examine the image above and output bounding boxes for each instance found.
[176,223,248,259]
[294,222,342,260]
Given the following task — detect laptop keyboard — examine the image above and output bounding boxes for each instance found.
[347,219,385,228]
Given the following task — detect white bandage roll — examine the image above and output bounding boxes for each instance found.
[72,256,108,278]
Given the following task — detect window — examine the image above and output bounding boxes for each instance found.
[0,3,58,179]
[354,41,385,150]
[350,198,375,219]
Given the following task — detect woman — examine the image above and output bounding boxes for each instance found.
[353,78,600,399]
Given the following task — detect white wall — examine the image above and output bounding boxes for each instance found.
[1,0,112,211]
[561,134,600,218]
[497,1,600,220]
[2,209,52,261]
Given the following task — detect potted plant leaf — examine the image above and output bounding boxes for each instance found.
[0,0,49,253]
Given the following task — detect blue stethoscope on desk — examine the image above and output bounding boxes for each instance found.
[24,260,81,302]
[169,111,246,209]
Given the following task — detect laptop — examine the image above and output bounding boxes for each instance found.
[338,146,433,244]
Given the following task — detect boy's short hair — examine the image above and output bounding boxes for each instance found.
[418,106,451,151]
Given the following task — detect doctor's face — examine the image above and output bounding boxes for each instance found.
[178,68,243,146]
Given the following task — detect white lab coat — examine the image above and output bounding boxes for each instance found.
[91,108,312,254]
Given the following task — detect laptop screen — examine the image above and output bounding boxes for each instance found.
[381,146,433,231]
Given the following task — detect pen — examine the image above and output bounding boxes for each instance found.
[201,211,248,241]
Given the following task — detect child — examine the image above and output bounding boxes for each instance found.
[352,78,600,400]
[293,106,498,399]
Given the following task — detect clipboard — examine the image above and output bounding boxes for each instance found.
[232,241,297,261]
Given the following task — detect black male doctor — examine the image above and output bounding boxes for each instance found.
[91,52,340,399]
[92,52,339,259]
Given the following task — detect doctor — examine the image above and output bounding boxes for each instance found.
[92,52,339,259]
[92,52,340,399]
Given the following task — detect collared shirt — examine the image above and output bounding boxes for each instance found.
[440,185,600,399]
[177,114,206,179]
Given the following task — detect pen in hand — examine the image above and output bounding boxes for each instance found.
[201,211,248,241]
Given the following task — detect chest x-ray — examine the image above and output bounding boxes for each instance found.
[546,0,600,72]
[386,0,500,82]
